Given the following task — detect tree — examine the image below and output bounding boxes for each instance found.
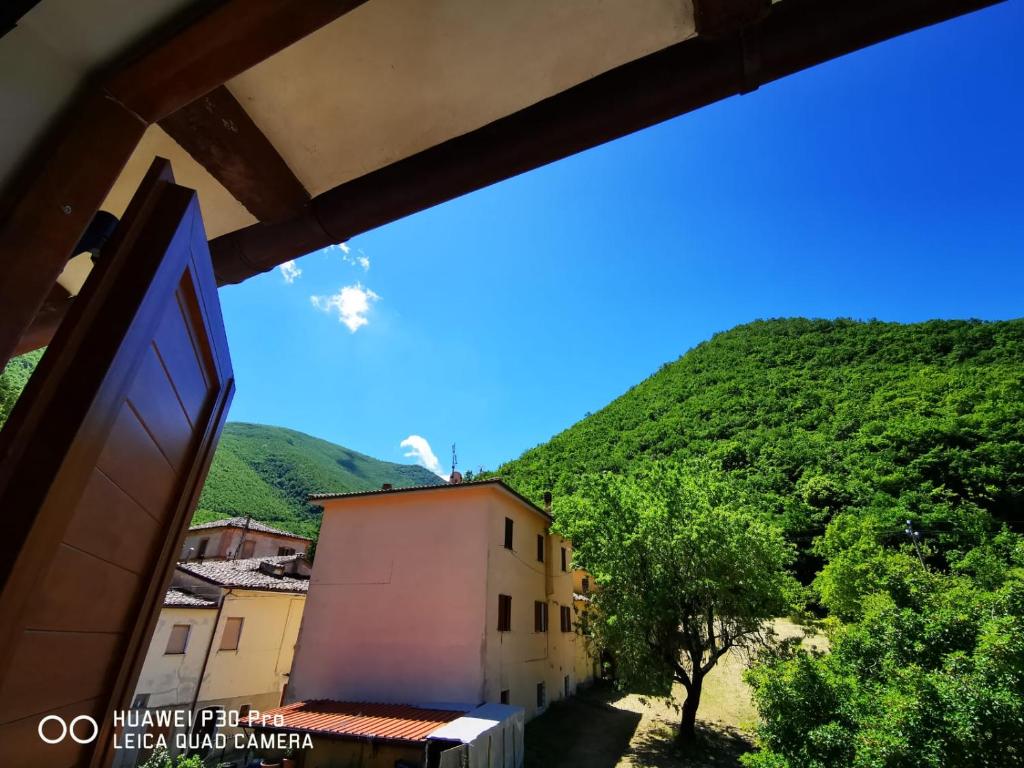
[743,532,1024,768]
[555,462,798,743]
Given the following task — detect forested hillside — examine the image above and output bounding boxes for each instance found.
[194,422,441,536]
[496,318,1024,579]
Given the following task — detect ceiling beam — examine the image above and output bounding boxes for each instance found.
[209,0,1003,285]
[159,85,310,223]
[0,0,368,367]
[105,0,370,124]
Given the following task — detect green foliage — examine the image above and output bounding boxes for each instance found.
[138,749,203,768]
[0,348,44,428]
[743,535,1024,768]
[556,462,798,739]
[194,422,441,537]
[496,319,1024,582]
[495,318,1024,759]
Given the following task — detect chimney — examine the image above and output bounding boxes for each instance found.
[448,470,463,485]
[381,483,393,491]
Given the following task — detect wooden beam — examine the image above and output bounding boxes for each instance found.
[13,283,73,357]
[159,85,310,222]
[0,0,368,367]
[106,0,369,124]
[209,0,1003,285]
[0,92,146,369]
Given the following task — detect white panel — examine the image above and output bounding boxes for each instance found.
[229,0,696,195]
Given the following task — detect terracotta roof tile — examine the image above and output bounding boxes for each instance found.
[188,517,311,540]
[176,556,310,593]
[256,700,465,744]
[164,588,217,608]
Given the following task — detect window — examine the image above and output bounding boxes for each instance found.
[582,576,590,594]
[240,539,256,558]
[534,601,548,633]
[536,534,544,562]
[196,538,209,559]
[560,546,567,572]
[560,606,572,633]
[504,518,514,549]
[497,594,512,632]
[536,682,546,709]
[220,617,244,650]
[165,624,190,654]
[277,546,295,556]
[500,690,510,705]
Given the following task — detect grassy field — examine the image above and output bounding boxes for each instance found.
[525,620,822,768]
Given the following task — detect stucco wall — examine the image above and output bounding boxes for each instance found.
[201,590,306,704]
[290,484,592,722]
[482,501,581,720]
[289,488,493,706]
[134,606,218,708]
[180,528,308,560]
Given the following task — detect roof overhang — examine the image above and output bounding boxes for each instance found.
[0,0,1005,362]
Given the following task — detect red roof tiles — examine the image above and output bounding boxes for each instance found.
[256,700,465,744]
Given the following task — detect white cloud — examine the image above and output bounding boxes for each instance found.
[326,242,370,271]
[279,260,302,284]
[401,435,447,479]
[310,283,380,332]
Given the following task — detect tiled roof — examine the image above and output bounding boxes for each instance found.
[254,701,465,744]
[188,517,311,540]
[164,588,217,608]
[310,478,551,520]
[176,556,310,593]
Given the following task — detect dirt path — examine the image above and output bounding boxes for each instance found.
[525,619,823,767]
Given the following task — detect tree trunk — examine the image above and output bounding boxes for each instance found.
[678,673,703,745]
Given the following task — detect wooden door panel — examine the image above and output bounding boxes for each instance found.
[127,344,197,472]
[1,697,106,768]
[0,633,121,723]
[65,471,160,576]
[156,279,219,427]
[97,405,180,518]
[0,159,234,767]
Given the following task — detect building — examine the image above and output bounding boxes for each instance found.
[181,516,312,561]
[287,479,596,724]
[116,555,310,767]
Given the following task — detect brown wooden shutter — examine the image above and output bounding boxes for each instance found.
[0,159,234,767]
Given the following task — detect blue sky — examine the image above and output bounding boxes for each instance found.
[218,1,1023,478]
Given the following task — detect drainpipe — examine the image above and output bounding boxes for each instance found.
[190,588,232,717]
[232,515,253,560]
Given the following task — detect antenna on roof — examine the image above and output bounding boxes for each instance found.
[449,443,463,485]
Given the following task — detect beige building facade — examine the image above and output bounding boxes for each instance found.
[180,517,311,561]
[289,480,596,722]
[115,556,309,767]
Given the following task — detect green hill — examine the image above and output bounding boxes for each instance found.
[194,422,441,537]
[493,318,1024,579]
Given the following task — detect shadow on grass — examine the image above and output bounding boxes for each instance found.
[626,722,752,768]
[524,684,642,768]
